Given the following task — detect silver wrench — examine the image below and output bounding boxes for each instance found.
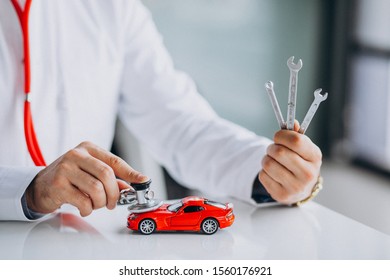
[265,81,286,129]
[286,56,303,130]
[299,88,328,134]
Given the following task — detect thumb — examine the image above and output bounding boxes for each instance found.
[293,119,300,132]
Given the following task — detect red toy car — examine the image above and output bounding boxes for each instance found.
[127,196,234,235]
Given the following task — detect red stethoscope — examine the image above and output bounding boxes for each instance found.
[11,0,46,166]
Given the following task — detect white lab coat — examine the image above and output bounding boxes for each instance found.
[0,0,271,221]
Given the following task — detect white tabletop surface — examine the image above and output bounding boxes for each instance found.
[1,199,390,260]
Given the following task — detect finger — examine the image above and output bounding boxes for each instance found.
[273,130,322,162]
[261,155,295,186]
[258,170,286,203]
[66,166,108,210]
[293,119,300,132]
[266,143,308,177]
[62,185,93,217]
[259,170,306,204]
[261,154,307,201]
[78,156,119,209]
[117,179,132,191]
[65,148,119,209]
[77,142,148,183]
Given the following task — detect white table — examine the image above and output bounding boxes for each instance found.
[1,199,390,259]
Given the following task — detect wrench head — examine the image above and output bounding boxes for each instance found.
[265,81,274,90]
[287,56,303,71]
[313,88,328,101]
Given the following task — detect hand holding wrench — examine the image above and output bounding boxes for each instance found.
[299,88,328,134]
[286,56,303,130]
[265,81,286,129]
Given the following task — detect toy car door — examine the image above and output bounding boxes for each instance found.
[170,206,204,228]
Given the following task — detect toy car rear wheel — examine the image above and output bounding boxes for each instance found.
[139,219,156,235]
[201,218,219,235]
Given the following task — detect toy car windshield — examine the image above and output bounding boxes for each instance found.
[167,201,183,212]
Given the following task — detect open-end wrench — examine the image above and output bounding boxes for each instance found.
[286,56,303,130]
[299,88,328,134]
[265,81,286,129]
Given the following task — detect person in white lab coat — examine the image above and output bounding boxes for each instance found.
[0,0,322,221]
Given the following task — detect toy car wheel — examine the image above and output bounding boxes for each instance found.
[201,218,219,235]
[139,219,156,235]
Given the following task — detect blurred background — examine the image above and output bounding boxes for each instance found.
[114,0,390,235]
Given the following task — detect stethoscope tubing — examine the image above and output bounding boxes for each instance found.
[11,0,46,166]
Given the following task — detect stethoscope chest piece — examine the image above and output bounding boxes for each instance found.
[123,179,163,213]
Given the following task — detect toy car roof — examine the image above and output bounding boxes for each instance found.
[181,196,205,205]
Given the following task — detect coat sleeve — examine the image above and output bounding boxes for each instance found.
[0,166,43,221]
[118,1,272,204]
